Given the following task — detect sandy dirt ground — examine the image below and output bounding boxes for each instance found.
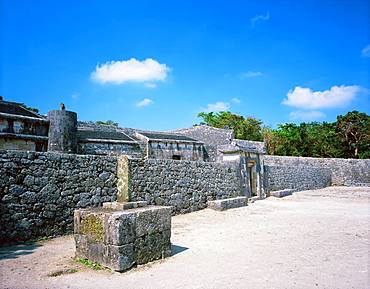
[1,186,369,289]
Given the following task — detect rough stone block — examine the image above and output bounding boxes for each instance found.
[270,189,294,198]
[207,196,248,211]
[104,243,136,271]
[74,205,171,272]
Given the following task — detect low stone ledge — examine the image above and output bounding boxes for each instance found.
[207,196,248,211]
[270,189,295,198]
[74,205,171,272]
[102,201,148,210]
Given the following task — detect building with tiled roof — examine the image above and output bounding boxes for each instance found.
[0,97,49,151]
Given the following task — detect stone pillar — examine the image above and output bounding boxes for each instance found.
[47,110,77,153]
[117,155,131,202]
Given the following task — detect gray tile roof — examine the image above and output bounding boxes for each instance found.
[0,100,44,119]
[138,131,200,142]
[77,129,135,142]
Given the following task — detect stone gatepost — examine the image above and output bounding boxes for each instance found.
[74,155,172,272]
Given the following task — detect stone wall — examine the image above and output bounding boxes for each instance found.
[147,141,204,161]
[172,126,234,161]
[0,150,118,244]
[0,138,37,151]
[125,158,241,214]
[78,141,142,157]
[264,156,370,186]
[264,165,332,192]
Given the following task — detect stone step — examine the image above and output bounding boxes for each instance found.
[207,196,248,211]
[270,189,295,198]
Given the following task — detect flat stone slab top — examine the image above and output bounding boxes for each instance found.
[74,205,171,272]
[102,201,148,210]
[207,196,248,211]
[270,189,295,198]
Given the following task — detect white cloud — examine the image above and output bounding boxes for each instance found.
[361,44,370,57]
[136,98,153,107]
[91,58,170,85]
[240,71,263,78]
[289,110,326,121]
[204,101,230,112]
[282,85,362,109]
[231,98,241,104]
[250,12,270,27]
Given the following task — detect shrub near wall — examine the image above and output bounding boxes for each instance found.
[0,150,118,244]
[128,158,241,214]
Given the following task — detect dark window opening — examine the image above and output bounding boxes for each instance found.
[35,141,47,152]
[172,155,181,160]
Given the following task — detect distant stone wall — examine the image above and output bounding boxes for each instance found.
[126,158,241,214]
[264,156,370,187]
[264,165,331,192]
[0,138,37,151]
[78,141,142,157]
[172,126,234,161]
[0,150,118,244]
[148,141,204,161]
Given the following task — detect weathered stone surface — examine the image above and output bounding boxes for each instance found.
[135,230,171,265]
[270,189,295,198]
[135,207,172,237]
[264,155,370,187]
[207,196,248,211]
[116,155,130,202]
[127,158,241,215]
[0,150,118,244]
[74,205,172,272]
[264,164,331,193]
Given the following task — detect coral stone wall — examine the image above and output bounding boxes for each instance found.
[172,126,234,161]
[127,158,241,214]
[0,150,118,244]
[264,156,370,187]
[78,141,142,157]
[147,141,204,161]
[264,165,332,192]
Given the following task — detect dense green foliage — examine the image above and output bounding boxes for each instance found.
[95,120,119,127]
[197,110,370,159]
[20,104,39,113]
[197,111,263,141]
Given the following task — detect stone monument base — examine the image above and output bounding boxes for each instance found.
[74,203,172,272]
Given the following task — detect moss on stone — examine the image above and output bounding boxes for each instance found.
[81,214,104,241]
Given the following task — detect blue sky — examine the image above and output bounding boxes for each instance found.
[1,0,369,130]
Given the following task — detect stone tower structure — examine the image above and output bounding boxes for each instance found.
[47,109,77,153]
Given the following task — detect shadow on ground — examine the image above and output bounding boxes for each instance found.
[0,242,42,260]
[171,244,188,256]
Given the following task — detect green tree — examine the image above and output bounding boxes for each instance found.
[264,122,344,158]
[197,111,263,141]
[20,104,39,113]
[95,120,119,127]
[336,111,370,158]
[198,110,369,159]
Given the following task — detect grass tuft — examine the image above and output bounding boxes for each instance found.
[75,258,105,270]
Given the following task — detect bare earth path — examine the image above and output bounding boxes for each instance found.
[1,186,369,289]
